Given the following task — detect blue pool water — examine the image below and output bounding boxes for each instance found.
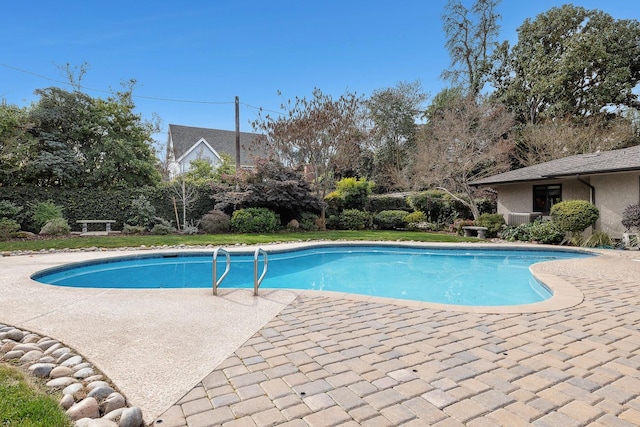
[32,245,592,306]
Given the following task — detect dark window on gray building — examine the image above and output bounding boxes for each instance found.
[533,184,561,215]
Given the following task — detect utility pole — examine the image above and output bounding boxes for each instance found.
[235,96,240,181]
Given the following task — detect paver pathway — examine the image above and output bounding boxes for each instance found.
[154,252,640,426]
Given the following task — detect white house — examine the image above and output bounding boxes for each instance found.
[166,124,267,179]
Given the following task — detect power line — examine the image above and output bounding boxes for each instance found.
[1,63,246,106]
[241,102,284,116]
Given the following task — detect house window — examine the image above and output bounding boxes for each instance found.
[533,184,561,215]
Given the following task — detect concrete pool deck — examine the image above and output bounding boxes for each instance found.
[1,242,640,426]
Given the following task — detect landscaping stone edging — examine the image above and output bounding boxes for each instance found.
[0,324,145,427]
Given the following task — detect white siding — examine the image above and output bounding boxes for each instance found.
[179,141,221,173]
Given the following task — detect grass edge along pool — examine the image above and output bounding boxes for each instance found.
[31,244,593,307]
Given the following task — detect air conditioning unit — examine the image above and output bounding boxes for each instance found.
[507,212,542,226]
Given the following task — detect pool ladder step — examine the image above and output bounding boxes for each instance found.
[212,247,268,296]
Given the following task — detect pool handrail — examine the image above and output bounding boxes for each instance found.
[254,247,268,296]
[212,247,231,295]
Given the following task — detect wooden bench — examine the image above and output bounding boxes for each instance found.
[76,220,116,235]
[462,226,488,239]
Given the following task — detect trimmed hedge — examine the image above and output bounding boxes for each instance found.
[367,195,411,213]
[374,210,409,230]
[0,183,218,233]
[475,213,505,237]
[550,200,599,234]
[333,209,371,230]
[231,208,280,233]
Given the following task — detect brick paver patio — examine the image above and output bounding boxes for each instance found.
[153,252,640,427]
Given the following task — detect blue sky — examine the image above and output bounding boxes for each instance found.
[1,1,638,145]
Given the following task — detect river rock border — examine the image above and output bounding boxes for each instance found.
[0,324,145,427]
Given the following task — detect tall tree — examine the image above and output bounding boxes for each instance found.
[415,94,514,219]
[2,84,161,188]
[442,0,501,96]
[514,116,636,167]
[492,5,640,125]
[24,87,90,186]
[366,80,428,192]
[251,88,365,224]
[84,81,162,188]
[0,103,35,186]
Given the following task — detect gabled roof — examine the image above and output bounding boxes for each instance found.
[168,124,267,166]
[471,145,640,186]
[176,138,221,164]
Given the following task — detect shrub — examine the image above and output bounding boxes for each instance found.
[498,224,527,241]
[39,218,71,236]
[0,200,24,222]
[201,210,231,234]
[123,224,146,234]
[181,220,200,235]
[339,209,371,230]
[527,221,564,244]
[0,218,20,240]
[550,200,599,235]
[475,197,497,216]
[150,218,175,235]
[452,219,474,235]
[299,212,319,231]
[374,210,409,230]
[31,201,64,228]
[334,177,374,211]
[622,203,640,231]
[324,191,345,217]
[231,208,280,233]
[475,213,505,238]
[498,220,564,244]
[409,190,472,225]
[408,190,446,221]
[13,231,33,239]
[326,214,340,230]
[404,211,427,225]
[127,195,157,230]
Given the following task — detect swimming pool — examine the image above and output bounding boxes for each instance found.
[32,244,592,306]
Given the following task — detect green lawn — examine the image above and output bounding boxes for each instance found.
[0,364,73,427]
[0,230,477,252]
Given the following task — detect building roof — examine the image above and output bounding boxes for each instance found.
[471,145,640,186]
[168,124,267,166]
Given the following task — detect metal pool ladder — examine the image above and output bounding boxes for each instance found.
[254,247,268,296]
[212,247,268,296]
[212,247,230,295]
